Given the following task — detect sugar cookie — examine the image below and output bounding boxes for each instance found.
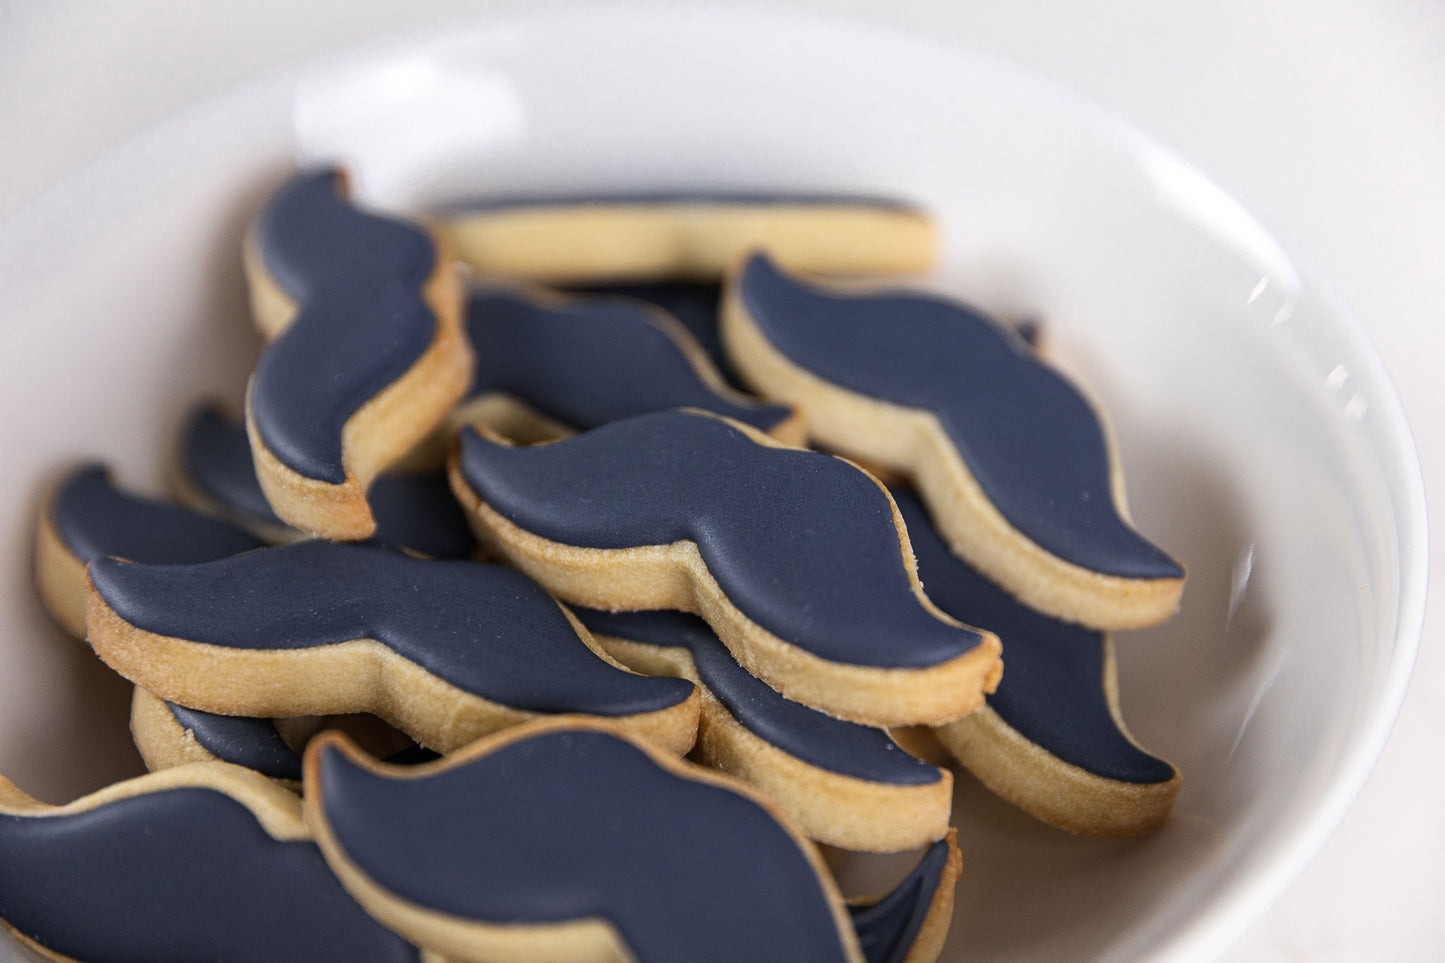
[305,721,893,963]
[438,192,934,283]
[87,540,699,755]
[174,404,475,558]
[569,282,737,383]
[722,253,1184,630]
[129,686,309,785]
[449,409,1001,727]
[578,607,952,852]
[570,283,1044,389]
[848,832,962,963]
[35,464,262,638]
[130,689,439,785]
[457,286,802,445]
[0,763,421,962]
[893,488,1180,836]
[244,168,469,540]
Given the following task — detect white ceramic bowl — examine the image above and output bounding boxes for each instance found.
[0,9,1426,962]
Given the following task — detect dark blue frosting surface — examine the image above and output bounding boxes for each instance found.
[363,473,477,560]
[251,169,439,484]
[51,465,263,565]
[181,405,475,559]
[576,608,939,787]
[0,787,418,962]
[456,411,987,669]
[466,289,789,434]
[165,703,303,781]
[89,541,692,717]
[180,407,277,521]
[895,490,1174,784]
[567,283,734,382]
[572,285,1043,390]
[315,732,851,962]
[850,837,952,963]
[736,254,1182,581]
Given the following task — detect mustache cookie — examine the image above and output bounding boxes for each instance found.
[86,540,699,755]
[305,720,960,963]
[0,763,422,962]
[35,464,263,638]
[437,192,935,283]
[174,404,476,559]
[243,168,470,540]
[129,686,312,785]
[570,282,1045,393]
[449,409,1002,728]
[721,253,1184,630]
[453,286,802,446]
[577,607,952,853]
[848,833,962,963]
[893,488,1180,837]
[567,282,739,385]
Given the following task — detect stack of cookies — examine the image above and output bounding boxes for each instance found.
[6,168,1184,963]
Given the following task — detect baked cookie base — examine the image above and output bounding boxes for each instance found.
[33,508,89,639]
[441,202,935,283]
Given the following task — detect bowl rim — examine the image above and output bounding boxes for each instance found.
[0,6,1429,962]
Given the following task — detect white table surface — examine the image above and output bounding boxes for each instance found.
[2,1,1440,959]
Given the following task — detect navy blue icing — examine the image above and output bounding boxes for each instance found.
[568,283,732,381]
[465,289,790,434]
[165,702,303,781]
[895,489,1174,784]
[89,540,692,718]
[180,407,277,523]
[181,405,476,559]
[365,473,477,560]
[736,254,1183,581]
[251,169,439,484]
[850,838,952,963]
[444,191,919,213]
[315,731,851,962]
[51,464,263,565]
[575,608,939,787]
[573,284,1034,385]
[456,411,987,669]
[578,277,1032,375]
[0,787,417,962]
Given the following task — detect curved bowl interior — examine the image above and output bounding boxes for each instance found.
[0,9,1425,963]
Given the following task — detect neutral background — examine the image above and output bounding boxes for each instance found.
[1,2,1440,959]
